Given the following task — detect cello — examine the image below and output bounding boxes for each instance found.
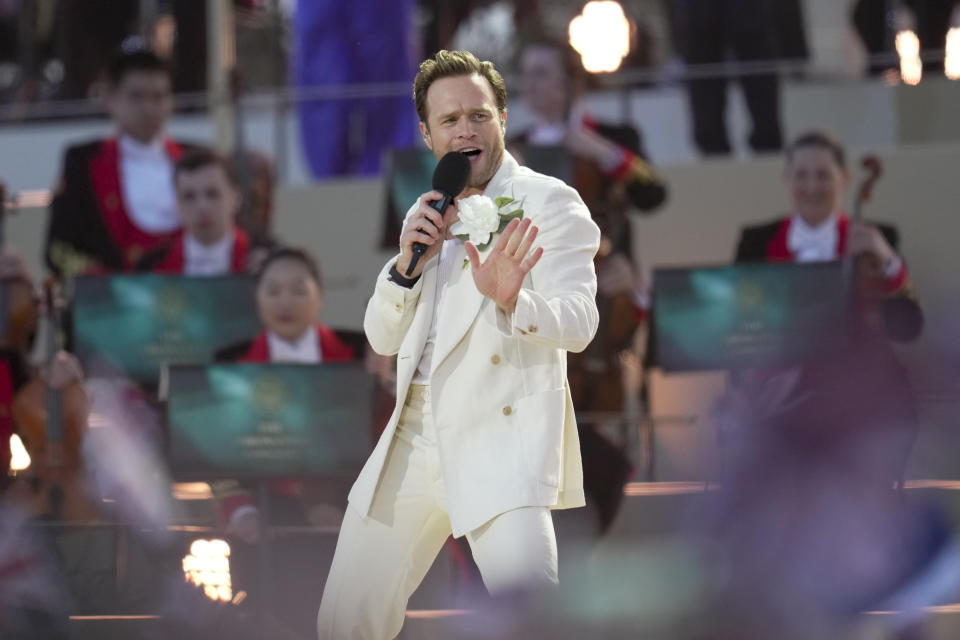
[844,155,897,338]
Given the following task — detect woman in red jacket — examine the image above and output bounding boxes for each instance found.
[218,247,354,364]
[214,248,355,543]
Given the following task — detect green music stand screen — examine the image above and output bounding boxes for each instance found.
[653,262,848,372]
[164,363,373,478]
[72,275,262,385]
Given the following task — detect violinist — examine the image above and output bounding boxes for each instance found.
[512,37,665,535]
[0,249,33,487]
[0,250,86,507]
[510,36,667,213]
[135,149,252,275]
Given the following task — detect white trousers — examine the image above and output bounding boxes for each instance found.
[317,384,558,640]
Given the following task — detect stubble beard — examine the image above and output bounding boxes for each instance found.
[467,145,505,191]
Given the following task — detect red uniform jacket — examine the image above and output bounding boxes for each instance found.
[135,228,251,275]
[45,137,198,278]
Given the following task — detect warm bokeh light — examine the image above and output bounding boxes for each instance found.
[568,1,631,73]
[182,538,233,602]
[171,482,214,500]
[946,27,960,80]
[9,434,30,473]
[896,30,923,86]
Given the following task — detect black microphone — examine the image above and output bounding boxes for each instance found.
[405,151,471,276]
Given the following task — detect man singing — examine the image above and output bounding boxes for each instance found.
[317,50,600,639]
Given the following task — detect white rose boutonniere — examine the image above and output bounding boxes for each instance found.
[451,195,525,251]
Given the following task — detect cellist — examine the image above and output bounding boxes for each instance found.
[727,130,922,480]
[711,132,938,629]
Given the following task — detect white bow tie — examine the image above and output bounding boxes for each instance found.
[787,216,838,262]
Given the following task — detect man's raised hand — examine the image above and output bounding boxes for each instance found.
[464,217,543,314]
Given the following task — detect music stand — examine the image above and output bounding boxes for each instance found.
[651,261,849,372]
[161,362,374,630]
[72,275,261,389]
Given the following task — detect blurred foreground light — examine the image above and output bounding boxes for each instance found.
[896,30,923,85]
[568,1,631,73]
[182,538,232,602]
[946,28,960,80]
[171,482,214,500]
[9,434,30,473]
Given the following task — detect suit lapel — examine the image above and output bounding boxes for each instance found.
[428,152,520,374]
[395,251,441,386]
[430,242,486,373]
[766,217,794,262]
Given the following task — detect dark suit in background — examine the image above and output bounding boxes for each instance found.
[668,0,785,155]
[45,137,196,279]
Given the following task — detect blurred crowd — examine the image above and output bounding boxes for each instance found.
[2,1,959,163]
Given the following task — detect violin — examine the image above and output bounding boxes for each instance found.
[12,280,92,521]
[0,182,39,352]
[567,159,642,413]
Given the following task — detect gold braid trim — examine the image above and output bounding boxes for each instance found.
[48,240,101,281]
[625,156,659,185]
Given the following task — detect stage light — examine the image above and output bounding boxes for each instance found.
[568,1,631,73]
[182,538,233,602]
[946,28,960,80]
[9,434,30,473]
[896,30,922,86]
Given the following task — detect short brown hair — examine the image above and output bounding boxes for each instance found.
[787,131,847,170]
[174,148,235,185]
[413,50,507,125]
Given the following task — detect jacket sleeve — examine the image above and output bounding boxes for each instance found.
[364,199,434,355]
[873,222,923,342]
[735,227,766,263]
[45,145,117,278]
[363,258,426,356]
[495,184,600,353]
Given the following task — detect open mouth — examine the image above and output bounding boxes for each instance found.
[460,148,482,161]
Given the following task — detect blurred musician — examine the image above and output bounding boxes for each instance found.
[213,248,354,543]
[45,49,198,279]
[512,37,669,534]
[736,130,921,341]
[714,132,937,632]
[136,149,251,275]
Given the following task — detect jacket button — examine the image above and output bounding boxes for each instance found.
[527,325,538,333]
[502,406,512,416]
[395,303,403,312]
[490,354,501,365]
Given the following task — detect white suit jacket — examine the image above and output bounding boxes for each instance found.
[351,152,600,537]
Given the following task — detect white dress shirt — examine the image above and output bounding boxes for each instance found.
[184,233,234,276]
[412,238,459,384]
[267,328,321,364]
[118,134,179,234]
[787,213,839,263]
